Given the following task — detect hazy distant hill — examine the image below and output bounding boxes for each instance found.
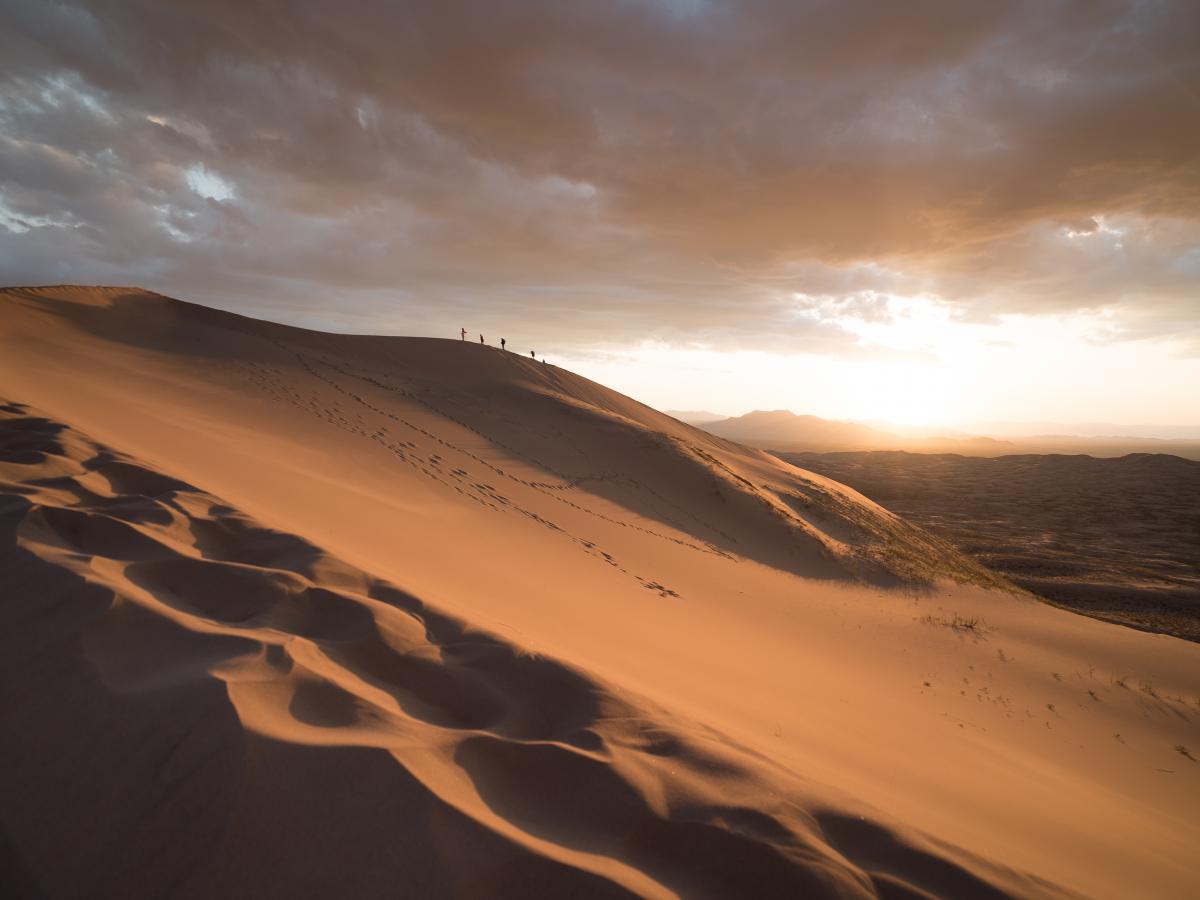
[1003,435,1200,461]
[978,421,1200,441]
[700,409,898,448]
[692,409,1200,459]
[697,409,1009,451]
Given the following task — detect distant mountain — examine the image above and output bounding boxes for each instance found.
[679,409,1200,459]
[967,420,1200,441]
[993,435,1200,461]
[700,410,899,447]
[697,410,1020,454]
[664,409,727,424]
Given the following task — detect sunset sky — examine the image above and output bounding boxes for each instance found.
[2,1,1198,430]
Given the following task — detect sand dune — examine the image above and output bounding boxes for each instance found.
[2,286,1199,899]
[1,400,1055,899]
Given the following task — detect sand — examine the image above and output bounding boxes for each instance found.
[1,286,1198,899]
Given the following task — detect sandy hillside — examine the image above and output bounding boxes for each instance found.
[1,286,1198,899]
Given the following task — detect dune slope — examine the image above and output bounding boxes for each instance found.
[1,399,1059,899]
[2,286,1199,899]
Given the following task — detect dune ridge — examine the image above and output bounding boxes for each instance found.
[1,400,1057,899]
[1,285,995,592]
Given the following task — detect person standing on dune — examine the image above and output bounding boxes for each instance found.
[501,338,506,351]
[530,350,535,359]
[479,334,484,344]
[460,327,466,341]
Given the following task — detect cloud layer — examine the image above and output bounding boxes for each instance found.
[2,0,1197,349]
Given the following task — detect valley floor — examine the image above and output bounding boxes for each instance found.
[784,451,1200,641]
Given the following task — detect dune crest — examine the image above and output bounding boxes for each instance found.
[1,286,992,590]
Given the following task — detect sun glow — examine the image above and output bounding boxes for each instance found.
[854,365,958,427]
[560,299,1200,432]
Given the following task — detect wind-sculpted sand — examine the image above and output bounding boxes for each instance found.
[1,401,1054,899]
[2,287,1199,899]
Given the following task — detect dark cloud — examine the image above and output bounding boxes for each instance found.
[1,0,1197,349]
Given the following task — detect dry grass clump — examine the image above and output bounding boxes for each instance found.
[917,613,988,633]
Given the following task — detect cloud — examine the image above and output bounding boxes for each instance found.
[0,0,1197,350]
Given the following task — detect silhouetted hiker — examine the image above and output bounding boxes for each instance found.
[501,338,506,350]
[460,327,466,341]
[479,334,484,344]
[530,350,535,359]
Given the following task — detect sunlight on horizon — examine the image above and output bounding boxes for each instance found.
[561,300,1200,432]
